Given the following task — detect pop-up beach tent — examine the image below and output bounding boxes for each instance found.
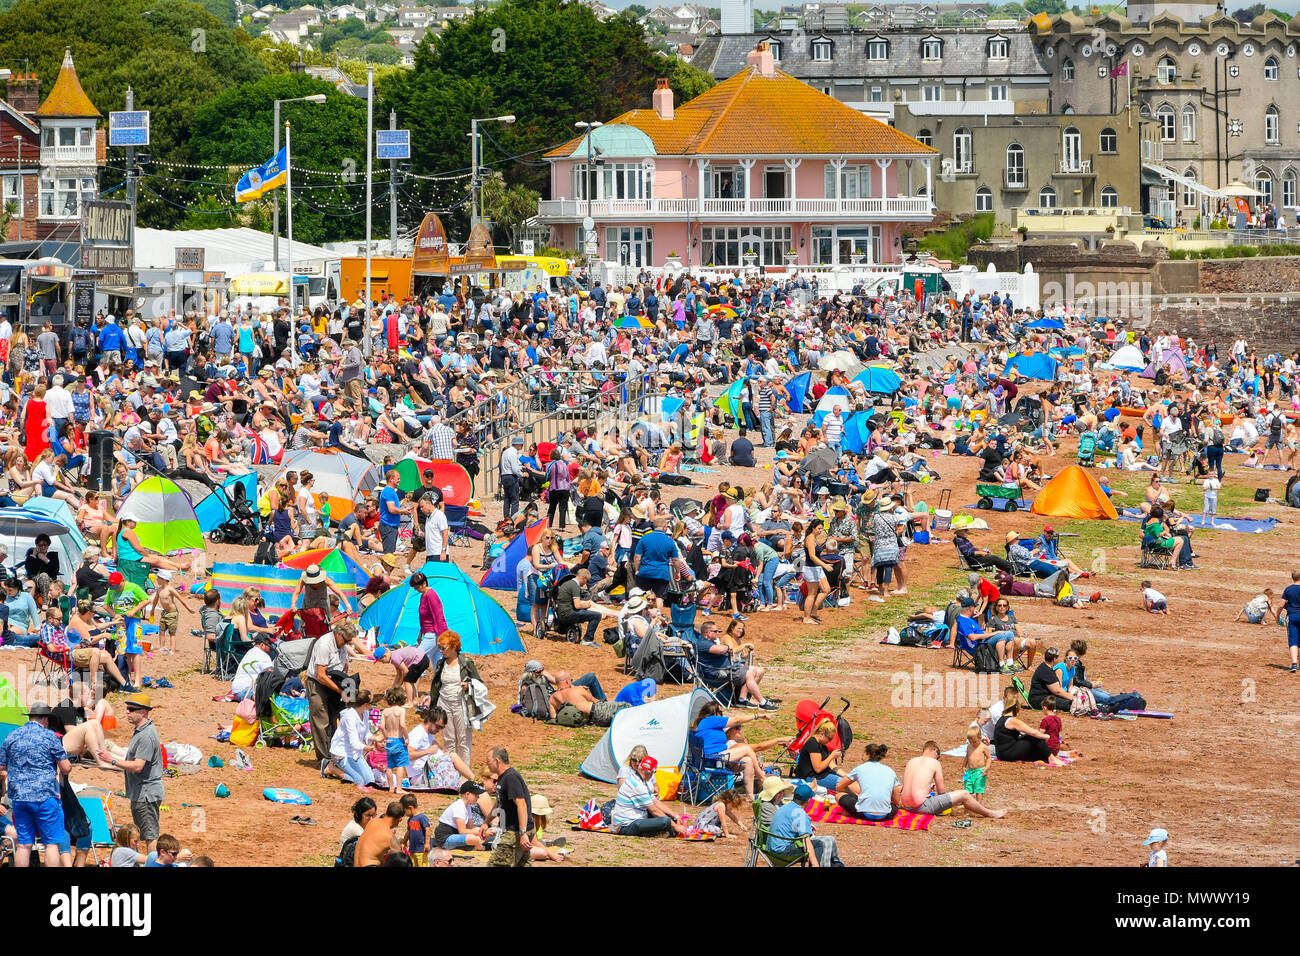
[361,562,523,655]
[118,476,205,554]
[1141,350,1187,380]
[480,519,547,590]
[1030,465,1118,520]
[812,386,853,425]
[580,687,712,782]
[1109,344,1145,371]
[1003,353,1059,381]
[785,371,813,413]
[19,496,87,584]
[276,449,378,521]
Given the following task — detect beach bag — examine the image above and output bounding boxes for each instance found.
[1070,686,1099,717]
[655,766,683,801]
[230,716,259,748]
[553,703,586,727]
[971,641,1001,674]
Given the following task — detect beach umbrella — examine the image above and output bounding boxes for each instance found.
[705,304,739,320]
[280,546,372,589]
[393,456,474,504]
[817,350,864,375]
[617,315,654,329]
[852,365,902,394]
[362,563,523,655]
[785,371,813,413]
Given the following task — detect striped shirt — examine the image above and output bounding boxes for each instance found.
[757,384,776,414]
[823,413,844,446]
[611,771,655,827]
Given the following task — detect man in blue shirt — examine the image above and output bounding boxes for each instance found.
[97,316,126,365]
[767,784,841,866]
[631,520,680,603]
[1282,570,1300,673]
[377,469,413,554]
[210,314,235,362]
[0,701,73,867]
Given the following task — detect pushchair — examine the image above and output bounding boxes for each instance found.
[252,636,317,753]
[207,480,262,545]
[773,697,852,777]
[1076,430,1097,468]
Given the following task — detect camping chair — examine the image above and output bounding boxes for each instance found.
[953,631,1025,672]
[78,792,117,865]
[214,621,252,681]
[196,619,233,677]
[1139,542,1174,570]
[745,797,810,868]
[444,504,474,549]
[34,640,72,693]
[684,633,750,708]
[258,694,313,752]
[679,733,738,806]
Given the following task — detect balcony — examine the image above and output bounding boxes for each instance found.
[1002,170,1028,191]
[536,196,933,222]
[41,145,97,165]
[1054,158,1094,176]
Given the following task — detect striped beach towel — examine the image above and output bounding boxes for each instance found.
[805,800,934,831]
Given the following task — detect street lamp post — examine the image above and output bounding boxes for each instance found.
[273,93,327,273]
[469,114,515,226]
[13,135,21,242]
[574,121,603,258]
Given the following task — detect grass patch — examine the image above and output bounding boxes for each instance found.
[520,726,604,777]
[917,213,994,264]
[1167,243,1300,260]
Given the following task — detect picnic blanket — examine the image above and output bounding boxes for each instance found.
[1117,507,1277,533]
[1240,462,1288,470]
[565,818,717,841]
[805,800,933,831]
[1119,709,1174,719]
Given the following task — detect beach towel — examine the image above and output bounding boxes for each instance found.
[1117,508,1277,533]
[1119,709,1174,719]
[804,800,933,831]
[565,818,717,840]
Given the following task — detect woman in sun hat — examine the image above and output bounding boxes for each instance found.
[290,563,354,638]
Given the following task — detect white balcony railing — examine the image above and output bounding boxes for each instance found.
[537,196,932,220]
[41,145,97,165]
[1058,159,1093,174]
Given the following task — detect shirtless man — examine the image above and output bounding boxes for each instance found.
[52,692,124,770]
[355,801,405,867]
[547,670,625,726]
[146,569,194,655]
[898,740,1007,819]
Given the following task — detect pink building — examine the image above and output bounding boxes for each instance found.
[538,43,938,270]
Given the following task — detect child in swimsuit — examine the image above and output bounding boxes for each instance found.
[961,725,990,795]
[382,687,410,794]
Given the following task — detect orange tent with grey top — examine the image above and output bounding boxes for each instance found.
[1029,465,1118,520]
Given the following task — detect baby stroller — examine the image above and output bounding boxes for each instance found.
[1076,430,1097,468]
[207,480,263,545]
[252,636,316,752]
[774,697,853,776]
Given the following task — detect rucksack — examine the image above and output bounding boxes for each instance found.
[70,326,90,354]
[552,702,587,727]
[518,673,553,721]
[1271,414,1284,437]
[971,641,1002,674]
[1099,691,1147,714]
[336,835,358,867]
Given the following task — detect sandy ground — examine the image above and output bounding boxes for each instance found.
[11,404,1300,867]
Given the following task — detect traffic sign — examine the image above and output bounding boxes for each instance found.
[520,240,535,255]
[376,129,411,160]
[109,110,150,147]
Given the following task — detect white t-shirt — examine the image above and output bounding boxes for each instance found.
[296,488,317,525]
[437,798,470,830]
[1143,587,1166,605]
[1148,848,1168,867]
[424,509,449,556]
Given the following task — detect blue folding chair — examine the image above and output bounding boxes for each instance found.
[79,793,117,864]
[679,733,738,806]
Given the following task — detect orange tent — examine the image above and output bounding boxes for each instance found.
[1029,465,1118,520]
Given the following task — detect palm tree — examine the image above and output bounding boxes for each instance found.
[0,199,18,240]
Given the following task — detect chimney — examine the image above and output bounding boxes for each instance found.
[653,77,674,121]
[746,41,776,77]
[6,71,41,116]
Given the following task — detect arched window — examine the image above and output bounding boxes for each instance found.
[1256,168,1273,205]
[1284,168,1297,208]
[1266,104,1280,144]
[1005,143,1025,187]
[953,126,972,173]
[1099,127,1118,152]
[1266,55,1279,80]
[1182,104,1196,143]
[1157,104,1176,142]
[1062,126,1082,171]
[917,128,933,147]
[1139,102,1152,119]
[1062,57,1075,81]
[975,185,993,212]
[1039,185,1057,208]
[1181,168,1197,207]
[1157,56,1177,84]
[1100,185,1119,208]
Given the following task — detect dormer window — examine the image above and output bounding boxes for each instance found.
[812,37,834,61]
[987,35,1008,59]
[866,36,888,60]
[921,36,943,60]
[769,39,782,60]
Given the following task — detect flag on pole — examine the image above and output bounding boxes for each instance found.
[234,147,288,203]
[1111,60,1128,77]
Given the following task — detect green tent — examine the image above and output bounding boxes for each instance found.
[118,476,205,554]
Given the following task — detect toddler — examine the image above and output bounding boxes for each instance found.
[1039,696,1063,756]
[961,725,991,796]
[1140,580,1168,615]
[1142,827,1169,867]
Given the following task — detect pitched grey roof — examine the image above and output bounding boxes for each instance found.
[693,27,1048,81]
